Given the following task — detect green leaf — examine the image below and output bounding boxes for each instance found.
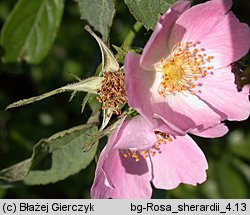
[215,157,248,198]
[230,143,250,161]
[0,0,64,64]
[76,0,115,42]
[229,133,250,161]
[0,159,31,182]
[124,0,176,30]
[6,77,103,110]
[232,158,250,184]
[0,124,99,185]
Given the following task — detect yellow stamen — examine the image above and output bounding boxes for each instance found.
[157,41,214,96]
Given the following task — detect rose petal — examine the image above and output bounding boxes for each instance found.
[91,115,153,199]
[91,148,153,199]
[152,88,221,133]
[195,12,250,69]
[191,123,228,138]
[168,0,232,48]
[151,135,208,189]
[169,0,250,69]
[125,52,221,133]
[140,0,190,70]
[114,115,157,150]
[91,116,126,190]
[125,52,155,122]
[196,67,250,121]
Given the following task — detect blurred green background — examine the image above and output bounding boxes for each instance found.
[0,0,250,198]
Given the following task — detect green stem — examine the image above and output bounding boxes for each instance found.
[122,21,143,50]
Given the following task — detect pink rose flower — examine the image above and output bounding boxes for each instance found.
[91,115,227,199]
[125,0,250,134]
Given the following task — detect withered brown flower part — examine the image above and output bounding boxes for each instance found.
[96,70,127,115]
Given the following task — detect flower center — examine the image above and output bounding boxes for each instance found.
[156,41,214,96]
[96,70,127,115]
[121,131,172,162]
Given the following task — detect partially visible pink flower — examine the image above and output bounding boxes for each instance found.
[125,0,250,134]
[91,115,227,199]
